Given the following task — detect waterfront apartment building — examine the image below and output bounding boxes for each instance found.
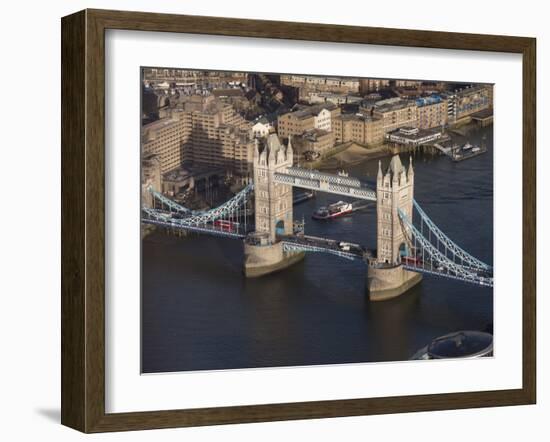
[332,114,384,146]
[277,103,341,138]
[142,95,254,177]
[372,99,418,133]
[415,96,448,129]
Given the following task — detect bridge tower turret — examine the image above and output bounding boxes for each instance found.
[376,155,414,264]
[252,133,294,243]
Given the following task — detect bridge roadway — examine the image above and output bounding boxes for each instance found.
[143,165,494,287]
[274,167,377,201]
[401,262,493,287]
[143,215,372,261]
[143,216,493,286]
[142,218,247,239]
[279,234,372,262]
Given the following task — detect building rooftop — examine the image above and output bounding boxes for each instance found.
[252,115,273,125]
[299,128,331,141]
[338,112,379,122]
[387,126,442,141]
[415,94,443,107]
[455,84,490,97]
[291,110,316,120]
[399,127,419,135]
[142,117,179,133]
[374,99,416,113]
[288,102,338,119]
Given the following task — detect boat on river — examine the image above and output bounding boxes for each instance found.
[312,201,353,220]
[293,190,315,205]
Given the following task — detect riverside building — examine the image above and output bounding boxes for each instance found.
[372,99,418,133]
[277,103,341,138]
[141,95,254,177]
[415,95,448,129]
[332,113,384,146]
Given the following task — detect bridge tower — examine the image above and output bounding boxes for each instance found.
[376,155,414,264]
[244,134,303,277]
[252,133,294,242]
[368,154,422,300]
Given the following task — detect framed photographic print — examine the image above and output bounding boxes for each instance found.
[61,9,536,433]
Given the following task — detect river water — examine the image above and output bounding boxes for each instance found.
[142,125,493,373]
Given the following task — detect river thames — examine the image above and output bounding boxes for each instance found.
[142,125,493,373]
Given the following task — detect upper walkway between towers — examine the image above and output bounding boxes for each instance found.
[273,167,377,201]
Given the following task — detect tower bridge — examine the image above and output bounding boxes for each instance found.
[142,133,492,300]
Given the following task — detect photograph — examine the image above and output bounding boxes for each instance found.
[1,0,543,437]
[140,68,494,373]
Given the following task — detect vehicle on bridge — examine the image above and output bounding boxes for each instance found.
[213,219,239,233]
[402,255,423,265]
[338,241,352,251]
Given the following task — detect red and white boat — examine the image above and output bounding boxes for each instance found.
[312,201,353,220]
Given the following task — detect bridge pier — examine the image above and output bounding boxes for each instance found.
[367,264,422,301]
[243,234,304,278]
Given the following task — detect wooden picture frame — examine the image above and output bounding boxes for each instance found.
[61,8,536,433]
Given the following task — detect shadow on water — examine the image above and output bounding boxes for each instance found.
[363,284,423,361]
